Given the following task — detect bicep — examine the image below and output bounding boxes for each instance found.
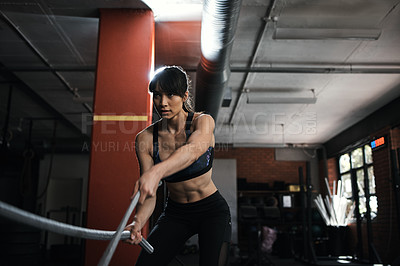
[136,150,154,175]
[135,134,154,175]
[186,114,215,149]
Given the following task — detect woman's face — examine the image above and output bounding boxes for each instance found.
[153,84,188,118]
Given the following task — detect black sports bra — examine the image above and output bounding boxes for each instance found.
[152,113,214,183]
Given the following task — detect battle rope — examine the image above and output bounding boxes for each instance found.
[0,197,154,265]
[98,191,146,265]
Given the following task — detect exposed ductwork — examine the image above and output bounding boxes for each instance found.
[195,0,242,120]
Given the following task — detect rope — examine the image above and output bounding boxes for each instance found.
[98,191,140,265]
[0,200,154,262]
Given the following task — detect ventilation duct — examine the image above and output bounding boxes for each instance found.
[195,0,242,120]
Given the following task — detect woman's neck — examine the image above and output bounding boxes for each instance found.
[160,111,188,134]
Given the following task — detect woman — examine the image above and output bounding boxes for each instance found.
[124,66,231,266]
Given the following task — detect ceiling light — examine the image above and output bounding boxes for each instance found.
[233,143,288,148]
[274,28,381,40]
[246,89,317,104]
[248,97,317,104]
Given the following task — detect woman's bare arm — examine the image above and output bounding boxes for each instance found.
[124,129,157,244]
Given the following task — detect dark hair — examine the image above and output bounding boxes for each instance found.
[149,66,194,112]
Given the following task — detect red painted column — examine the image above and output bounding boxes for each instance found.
[85,9,154,265]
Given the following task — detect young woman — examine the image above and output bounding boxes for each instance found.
[124,66,231,266]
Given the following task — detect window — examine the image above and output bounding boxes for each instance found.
[338,144,377,219]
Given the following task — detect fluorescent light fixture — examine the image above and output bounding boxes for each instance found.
[247,96,317,104]
[274,28,381,40]
[336,259,351,264]
[246,89,317,104]
[233,143,288,148]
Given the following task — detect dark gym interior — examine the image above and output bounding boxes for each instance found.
[1,0,400,265]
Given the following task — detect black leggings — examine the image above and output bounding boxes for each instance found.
[135,190,231,266]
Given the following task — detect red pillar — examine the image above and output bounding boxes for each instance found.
[85,9,154,265]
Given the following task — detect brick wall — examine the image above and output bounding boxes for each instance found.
[324,126,400,263]
[368,126,399,263]
[216,141,399,263]
[215,146,307,185]
[318,157,338,194]
[391,127,400,149]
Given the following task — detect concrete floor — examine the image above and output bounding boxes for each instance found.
[168,253,384,266]
[168,254,304,266]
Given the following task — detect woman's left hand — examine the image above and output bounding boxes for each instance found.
[123,220,143,245]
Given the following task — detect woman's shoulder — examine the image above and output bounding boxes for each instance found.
[192,112,215,130]
[193,112,213,122]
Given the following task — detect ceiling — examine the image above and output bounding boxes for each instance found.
[1,0,400,152]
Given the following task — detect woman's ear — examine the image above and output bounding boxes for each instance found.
[183,91,189,102]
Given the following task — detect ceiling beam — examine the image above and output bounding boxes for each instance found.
[229,65,400,74]
[228,0,277,124]
[2,66,97,72]
[5,64,400,74]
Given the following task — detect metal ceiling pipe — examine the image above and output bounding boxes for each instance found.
[195,0,242,120]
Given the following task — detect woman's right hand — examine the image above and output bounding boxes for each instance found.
[124,220,143,245]
[134,168,162,204]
